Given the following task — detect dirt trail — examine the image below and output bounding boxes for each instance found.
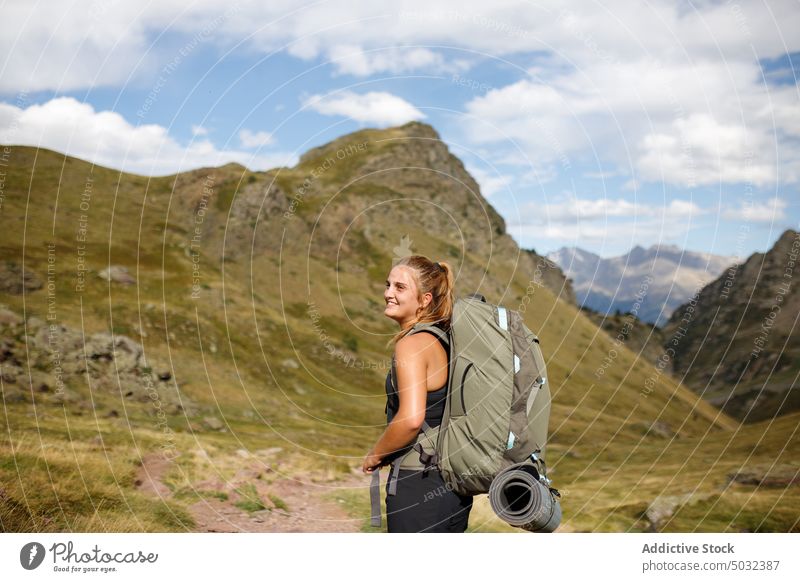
[134,452,367,532]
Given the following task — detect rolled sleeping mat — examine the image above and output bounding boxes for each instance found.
[488,461,561,532]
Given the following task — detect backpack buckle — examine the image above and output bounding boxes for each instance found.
[414,443,439,474]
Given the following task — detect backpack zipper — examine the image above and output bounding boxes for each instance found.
[460,361,473,414]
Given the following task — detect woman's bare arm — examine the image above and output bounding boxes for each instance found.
[362,333,436,472]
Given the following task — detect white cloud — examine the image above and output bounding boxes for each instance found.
[465,165,513,198]
[192,125,209,136]
[0,4,147,93]
[302,90,425,126]
[509,212,700,248]
[506,193,706,245]
[6,1,797,88]
[722,196,788,223]
[0,97,296,175]
[514,195,705,225]
[584,169,627,180]
[510,221,613,244]
[326,45,462,77]
[463,56,800,187]
[0,2,231,93]
[2,1,799,187]
[239,128,273,148]
[637,114,777,187]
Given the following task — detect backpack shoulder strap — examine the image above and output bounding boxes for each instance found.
[407,321,450,349]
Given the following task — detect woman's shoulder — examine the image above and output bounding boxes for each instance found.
[396,331,433,348]
[396,331,435,349]
[395,328,446,359]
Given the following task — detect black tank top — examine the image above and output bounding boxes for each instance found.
[384,328,449,428]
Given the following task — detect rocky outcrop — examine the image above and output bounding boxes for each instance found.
[98,265,136,285]
[662,229,800,422]
[727,464,800,488]
[524,249,576,306]
[0,261,43,294]
[0,307,191,414]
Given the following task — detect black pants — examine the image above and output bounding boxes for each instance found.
[385,468,473,533]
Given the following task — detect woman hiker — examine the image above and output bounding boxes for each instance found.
[362,255,473,532]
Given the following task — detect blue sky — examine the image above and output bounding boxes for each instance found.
[1,0,798,260]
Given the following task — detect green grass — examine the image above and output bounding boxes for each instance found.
[233,484,266,513]
[322,487,382,533]
[214,179,240,212]
[0,413,195,532]
[268,493,289,512]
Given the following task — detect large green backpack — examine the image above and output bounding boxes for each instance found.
[370,293,556,523]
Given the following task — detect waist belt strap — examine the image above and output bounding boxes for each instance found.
[387,461,402,495]
[369,462,403,527]
[370,469,382,527]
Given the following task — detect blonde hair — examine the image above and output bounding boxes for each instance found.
[386,255,455,348]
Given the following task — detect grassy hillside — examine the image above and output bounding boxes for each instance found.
[1,122,797,532]
[662,229,800,422]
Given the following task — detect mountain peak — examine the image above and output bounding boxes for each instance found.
[546,247,602,276]
[548,246,601,260]
[396,120,442,139]
[627,244,648,264]
[548,241,737,326]
[654,243,683,253]
[776,228,799,247]
[296,121,442,168]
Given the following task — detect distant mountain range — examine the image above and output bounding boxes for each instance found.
[573,229,800,424]
[547,244,738,326]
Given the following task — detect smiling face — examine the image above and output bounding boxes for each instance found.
[384,265,432,328]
